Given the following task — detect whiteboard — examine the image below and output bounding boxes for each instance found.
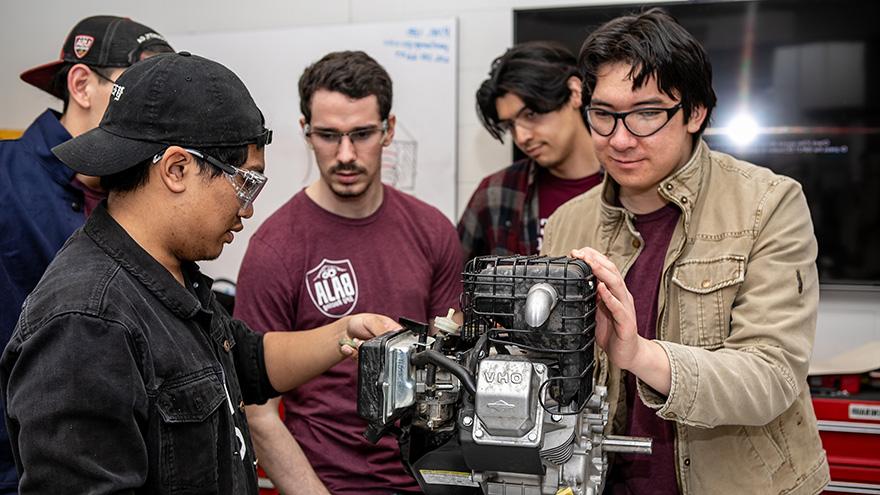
[168,19,458,283]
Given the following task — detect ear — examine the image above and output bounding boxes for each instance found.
[67,64,94,110]
[686,104,708,134]
[299,116,314,149]
[566,76,583,109]
[382,114,396,147]
[155,146,196,194]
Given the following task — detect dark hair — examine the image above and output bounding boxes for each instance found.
[298,51,392,123]
[100,145,250,194]
[476,41,581,141]
[578,7,717,136]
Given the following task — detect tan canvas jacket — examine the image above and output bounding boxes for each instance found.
[543,141,830,494]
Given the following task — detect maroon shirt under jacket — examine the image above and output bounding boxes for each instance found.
[607,203,681,495]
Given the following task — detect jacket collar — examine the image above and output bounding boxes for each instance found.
[21,109,76,187]
[658,139,708,224]
[599,139,708,226]
[84,203,212,320]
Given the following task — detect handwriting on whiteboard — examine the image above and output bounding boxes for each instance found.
[384,26,451,64]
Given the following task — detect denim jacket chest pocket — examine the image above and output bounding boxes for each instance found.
[671,255,745,349]
[155,367,226,493]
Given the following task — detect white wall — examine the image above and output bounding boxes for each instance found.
[2,0,877,361]
[1,0,652,215]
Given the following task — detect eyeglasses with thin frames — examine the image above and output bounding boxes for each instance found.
[304,120,388,151]
[497,105,552,136]
[585,104,682,137]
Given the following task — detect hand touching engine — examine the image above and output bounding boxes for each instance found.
[570,247,641,368]
[339,313,401,357]
[570,247,671,395]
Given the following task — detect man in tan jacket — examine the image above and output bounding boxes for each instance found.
[543,8,829,494]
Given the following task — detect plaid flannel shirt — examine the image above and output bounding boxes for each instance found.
[457,159,539,263]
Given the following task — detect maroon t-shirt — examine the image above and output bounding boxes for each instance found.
[69,175,106,217]
[537,169,603,251]
[606,203,681,495]
[234,186,463,494]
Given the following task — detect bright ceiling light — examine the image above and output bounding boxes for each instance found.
[726,112,760,146]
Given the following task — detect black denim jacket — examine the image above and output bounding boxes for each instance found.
[0,204,278,494]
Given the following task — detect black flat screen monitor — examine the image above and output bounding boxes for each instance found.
[515,0,880,287]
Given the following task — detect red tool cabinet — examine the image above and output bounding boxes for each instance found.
[814,394,880,494]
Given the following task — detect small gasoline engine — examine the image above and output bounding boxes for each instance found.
[358,255,651,495]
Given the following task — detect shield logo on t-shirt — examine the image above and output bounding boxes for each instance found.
[305,259,359,318]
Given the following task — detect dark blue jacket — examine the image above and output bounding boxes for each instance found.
[1,204,277,493]
[0,109,81,494]
[0,110,83,339]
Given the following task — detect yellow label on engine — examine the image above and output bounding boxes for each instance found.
[419,469,480,487]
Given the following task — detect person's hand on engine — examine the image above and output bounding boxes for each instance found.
[339,313,401,357]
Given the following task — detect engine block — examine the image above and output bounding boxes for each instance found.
[357,255,652,495]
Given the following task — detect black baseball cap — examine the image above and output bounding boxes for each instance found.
[20,15,173,99]
[52,52,272,176]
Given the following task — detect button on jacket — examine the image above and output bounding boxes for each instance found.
[0,204,278,494]
[543,141,830,494]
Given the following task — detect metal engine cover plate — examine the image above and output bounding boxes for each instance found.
[474,356,547,444]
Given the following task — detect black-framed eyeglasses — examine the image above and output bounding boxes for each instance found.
[89,66,118,84]
[585,104,682,137]
[303,120,388,150]
[153,148,268,211]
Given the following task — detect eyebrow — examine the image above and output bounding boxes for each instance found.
[590,97,670,108]
[498,105,530,122]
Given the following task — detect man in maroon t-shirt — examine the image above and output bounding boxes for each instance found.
[457,41,602,262]
[234,51,463,495]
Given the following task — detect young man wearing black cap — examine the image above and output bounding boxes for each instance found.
[458,41,602,263]
[0,52,397,494]
[0,15,172,493]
